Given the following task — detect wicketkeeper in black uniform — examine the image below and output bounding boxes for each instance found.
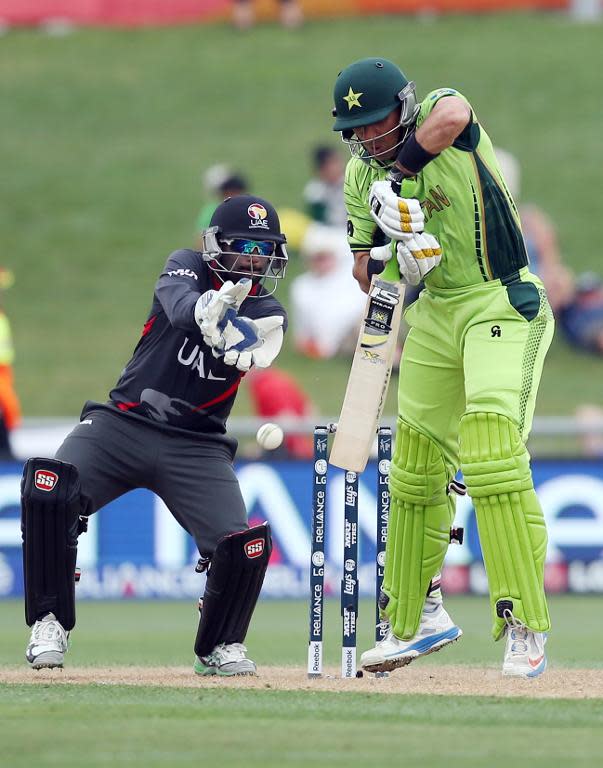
[21,195,288,676]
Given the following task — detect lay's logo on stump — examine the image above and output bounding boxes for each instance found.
[244,539,265,559]
[34,470,59,492]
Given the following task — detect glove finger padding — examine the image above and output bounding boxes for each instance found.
[250,315,284,369]
[369,180,425,240]
[219,312,262,353]
[395,233,442,285]
[395,242,422,285]
[194,278,253,337]
[214,278,253,311]
[369,242,396,264]
[216,314,284,371]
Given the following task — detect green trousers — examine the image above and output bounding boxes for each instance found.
[383,269,554,640]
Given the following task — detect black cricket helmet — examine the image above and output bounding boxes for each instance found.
[332,57,420,166]
[201,195,288,296]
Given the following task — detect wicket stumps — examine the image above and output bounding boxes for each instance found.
[307,424,391,679]
[307,426,328,678]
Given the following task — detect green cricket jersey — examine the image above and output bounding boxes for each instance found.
[344,88,528,289]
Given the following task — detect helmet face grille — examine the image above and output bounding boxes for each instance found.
[201,228,288,297]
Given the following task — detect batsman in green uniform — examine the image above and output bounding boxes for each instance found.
[332,58,553,678]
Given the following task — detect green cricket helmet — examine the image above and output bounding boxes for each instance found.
[332,57,419,165]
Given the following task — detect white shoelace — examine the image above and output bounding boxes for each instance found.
[212,642,248,663]
[31,617,66,646]
[503,609,529,655]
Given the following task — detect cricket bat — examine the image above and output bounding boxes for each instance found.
[329,257,405,472]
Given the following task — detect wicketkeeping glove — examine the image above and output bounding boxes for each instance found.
[214,313,284,371]
[368,179,425,240]
[370,232,442,286]
[194,279,253,340]
[194,279,284,371]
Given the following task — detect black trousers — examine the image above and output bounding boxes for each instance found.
[55,407,248,558]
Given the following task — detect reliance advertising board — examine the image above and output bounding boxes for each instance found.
[1,459,603,599]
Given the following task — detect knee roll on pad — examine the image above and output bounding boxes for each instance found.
[459,412,550,639]
[195,523,272,658]
[21,458,90,630]
[382,420,454,639]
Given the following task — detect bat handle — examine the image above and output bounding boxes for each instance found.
[387,168,404,195]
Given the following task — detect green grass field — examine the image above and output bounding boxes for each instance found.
[1,597,602,767]
[2,13,603,419]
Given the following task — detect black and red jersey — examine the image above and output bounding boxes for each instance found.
[91,249,287,435]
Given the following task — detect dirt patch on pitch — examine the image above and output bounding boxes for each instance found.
[1,665,602,699]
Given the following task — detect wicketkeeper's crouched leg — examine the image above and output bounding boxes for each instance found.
[21,458,91,631]
[194,523,272,675]
[460,411,550,640]
[382,419,456,639]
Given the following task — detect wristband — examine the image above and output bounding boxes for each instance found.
[367,257,385,281]
[395,132,439,176]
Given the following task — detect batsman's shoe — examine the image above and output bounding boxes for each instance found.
[25,613,69,669]
[501,612,547,679]
[361,602,462,673]
[194,642,257,677]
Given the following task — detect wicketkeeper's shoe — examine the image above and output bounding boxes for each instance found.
[360,601,462,674]
[501,611,547,678]
[25,612,69,669]
[194,642,257,677]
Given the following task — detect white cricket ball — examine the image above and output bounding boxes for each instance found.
[256,422,284,451]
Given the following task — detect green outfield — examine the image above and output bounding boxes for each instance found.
[1,596,602,668]
[2,13,603,420]
[1,597,602,767]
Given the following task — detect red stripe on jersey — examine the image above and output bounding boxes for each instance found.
[192,375,243,412]
[141,315,157,337]
[116,402,140,411]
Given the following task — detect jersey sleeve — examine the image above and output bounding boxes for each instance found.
[416,88,472,125]
[344,160,388,253]
[155,249,204,333]
[417,88,479,152]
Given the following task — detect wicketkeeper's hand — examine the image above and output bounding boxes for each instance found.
[194,280,284,371]
[370,232,442,286]
[369,179,425,240]
[195,278,253,340]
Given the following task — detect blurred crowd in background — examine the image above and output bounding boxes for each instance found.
[3,0,602,461]
[189,140,603,458]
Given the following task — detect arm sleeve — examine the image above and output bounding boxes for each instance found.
[155,250,203,333]
[417,88,479,151]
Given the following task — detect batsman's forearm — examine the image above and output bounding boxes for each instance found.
[352,251,372,293]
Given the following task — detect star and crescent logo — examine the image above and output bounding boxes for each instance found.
[343,86,363,110]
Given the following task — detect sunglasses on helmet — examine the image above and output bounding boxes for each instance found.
[223,238,276,257]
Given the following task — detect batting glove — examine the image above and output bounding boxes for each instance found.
[370,232,442,286]
[368,179,425,240]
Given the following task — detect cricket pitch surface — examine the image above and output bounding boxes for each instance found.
[1,665,601,699]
